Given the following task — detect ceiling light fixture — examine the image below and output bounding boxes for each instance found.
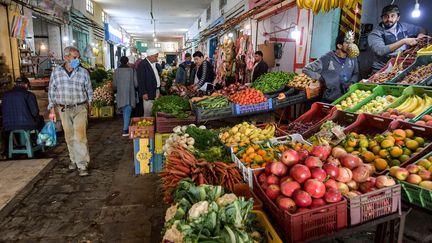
[40,43,46,50]
[154,38,157,42]
[63,36,69,42]
[291,26,301,39]
[412,0,421,18]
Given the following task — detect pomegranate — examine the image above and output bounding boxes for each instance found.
[258,173,268,185]
[340,154,362,170]
[331,147,347,158]
[266,175,280,185]
[345,191,361,199]
[323,164,339,179]
[265,162,273,175]
[324,188,342,203]
[346,180,359,191]
[364,163,376,175]
[337,182,349,194]
[261,182,269,191]
[324,179,338,190]
[290,164,311,184]
[271,162,288,177]
[336,167,353,183]
[310,198,327,208]
[265,184,281,201]
[304,179,326,199]
[297,149,309,162]
[304,156,323,169]
[359,181,375,193]
[280,176,294,183]
[281,181,301,197]
[311,167,327,182]
[280,149,300,166]
[326,156,341,167]
[352,165,371,183]
[310,145,332,160]
[293,190,312,207]
[277,197,297,213]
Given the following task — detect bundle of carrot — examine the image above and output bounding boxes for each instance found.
[159,145,243,203]
[229,88,267,105]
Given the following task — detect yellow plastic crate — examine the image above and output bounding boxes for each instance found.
[252,210,283,243]
[155,133,172,154]
[99,106,114,118]
[89,106,99,118]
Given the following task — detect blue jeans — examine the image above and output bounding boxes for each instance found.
[122,105,132,132]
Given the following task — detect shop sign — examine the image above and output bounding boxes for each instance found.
[104,23,123,44]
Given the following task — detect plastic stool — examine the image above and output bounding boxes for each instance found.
[8,130,44,158]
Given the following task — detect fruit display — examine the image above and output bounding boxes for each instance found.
[287,73,319,90]
[296,0,361,14]
[401,36,432,56]
[340,129,429,172]
[335,90,372,110]
[283,121,316,135]
[356,95,396,114]
[379,108,415,121]
[229,88,268,105]
[388,94,432,116]
[219,122,275,146]
[212,83,248,97]
[368,69,399,84]
[162,179,263,243]
[345,30,359,58]
[232,140,312,169]
[132,118,153,127]
[389,158,432,190]
[252,72,297,93]
[128,118,154,139]
[194,96,230,109]
[308,121,346,146]
[399,63,432,84]
[415,113,432,126]
[93,81,114,106]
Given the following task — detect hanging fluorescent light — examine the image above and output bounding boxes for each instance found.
[291,26,301,39]
[412,0,420,18]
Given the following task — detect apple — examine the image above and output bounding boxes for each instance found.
[406,174,422,185]
[394,168,409,181]
[406,164,420,174]
[418,170,431,180]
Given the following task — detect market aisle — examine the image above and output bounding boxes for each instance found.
[0,118,165,242]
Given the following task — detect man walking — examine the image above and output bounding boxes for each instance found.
[48,46,93,176]
[136,48,161,117]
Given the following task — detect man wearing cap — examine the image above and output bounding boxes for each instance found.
[368,4,427,72]
[136,48,161,117]
[2,77,44,132]
[48,46,93,177]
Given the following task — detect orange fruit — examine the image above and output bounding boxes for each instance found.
[429,166,432,173]
[392,129,406,141]
[374,158,388,171]
[362,151,376,163]
[347,138,358,147]
[418,159,431,170]
[244,157,252,163]
[257,149,266,156]
[352,151,360,156]
[399,154,410,163]
[372,145,382,155]
[253,144,260,150]
[233,147,239,154]
[246,147,255,155]
[389,146,403,158]
[404,129,414,138]
[379,149,390,158]
[395,140,405,146]
[254,154,263,162]
[406,140,419,150]
[350,132,359,138]
[414,137,425,146]
[368,140,378,150]
[381,139,395,149]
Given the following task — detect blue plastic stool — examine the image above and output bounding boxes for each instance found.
[8,130,44,158]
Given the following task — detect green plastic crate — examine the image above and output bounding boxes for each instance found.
[411,106,432,123]
[399,151,432,210]
[350,85,406,114]
[385,55,432,86]
[332,83,377,112]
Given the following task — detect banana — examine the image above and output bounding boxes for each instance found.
[408,95,423,113]
[339,0,345,9]
[395,96,414,112]
[345,0,353,9]
[312,0,321,14]
[400,96,418,113]
[296,0,304,9]
[412,96,426,115]
[424,95,432,108]
[325,0,331,12]
[304,0,313,8]
[332,0,339,8]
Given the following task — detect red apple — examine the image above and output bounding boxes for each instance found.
[394,168,409,181]
[406,174,422,185]
[311,167,327,182]
[406,164,420,174]
[418,170,431,180]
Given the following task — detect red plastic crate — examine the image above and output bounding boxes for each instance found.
[253,171,347,242]
[129,117,155,139]
[343,113,393,136]
[155,112,196,133]
[347,184,401,226]
[302,110,359,139]
[293,102,335,124]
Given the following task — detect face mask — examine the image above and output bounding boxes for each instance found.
[70,59,80,69]
[184,60,192,65]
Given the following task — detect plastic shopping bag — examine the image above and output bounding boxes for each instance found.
[37,121,57,146]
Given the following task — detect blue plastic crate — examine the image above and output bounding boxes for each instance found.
[133,138,154,175]
[234,98,273,115]
[152,153,165,173]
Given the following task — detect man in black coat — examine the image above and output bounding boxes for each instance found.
[251,51,269,82]
[136,48,161,117]
[191,51,215,93]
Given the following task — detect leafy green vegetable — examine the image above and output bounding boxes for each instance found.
[185,126,223,150]
[90,69,108,85]
[252,71,297,93]
[152,95,191,118]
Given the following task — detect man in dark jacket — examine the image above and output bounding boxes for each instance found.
[2,77,44,131]
[303,34,359,103]
[136,48,161,117]
[192,51,215,92]
[251,51,268,82]
[175,53,195,85]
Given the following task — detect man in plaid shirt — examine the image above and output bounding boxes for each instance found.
[48,46,93,176]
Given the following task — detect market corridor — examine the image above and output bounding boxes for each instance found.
[0,118,165,242]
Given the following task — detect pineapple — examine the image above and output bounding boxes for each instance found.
[345,30,360,58]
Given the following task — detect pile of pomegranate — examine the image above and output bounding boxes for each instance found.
[257,145,396,213]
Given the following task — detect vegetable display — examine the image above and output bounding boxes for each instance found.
[160,145,243,203]
[219,122,275,146]
[162,179,263,243]
[251,72,297,93]
[152,95,191,118]
[212,83,248,97]
[195,96,230,109]
[229,88,267,105]
[93,82,114,107]
[287,73,319,90]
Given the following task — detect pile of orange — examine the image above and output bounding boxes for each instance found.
[341,129,429,172]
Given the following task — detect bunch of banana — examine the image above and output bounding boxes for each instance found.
[395,94,432,116]
[297,0,361,15]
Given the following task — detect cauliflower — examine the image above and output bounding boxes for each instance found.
[165,203,178,222]
[216,193,238,207]
[162,221,184,243]
[188,201,209,221]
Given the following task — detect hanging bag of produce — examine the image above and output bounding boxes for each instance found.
[37,121,57,147]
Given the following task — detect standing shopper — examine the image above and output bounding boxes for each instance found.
[113,56,137,136]
[192,51,215,92]
[251,51,269,82]
[175,53,195,85]
[48,46,93,177]
[136,48,161,117]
